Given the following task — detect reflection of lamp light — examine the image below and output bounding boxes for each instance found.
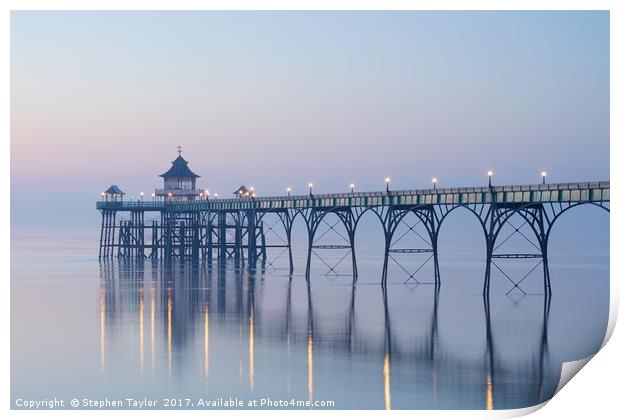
[385,177,391,193]
[432,178,437,189]
[350,183,355,193]
[214,193,218,198]
[487,171,493,188]
[541,171,547,185]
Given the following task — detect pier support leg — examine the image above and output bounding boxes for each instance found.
[260,222,267,266]
[287,228,294,275]
[483,238,493,296]
[305,228,316,280]
[103,211,116,259]
[541,238,551,296]
[247,210,257,268]
[102,212,109,259]
[483,204,499,296]
[192,214,200,261]
[111,212,116,259]
[151,221,158,259]
[139,212,145,258]
[381,237,391,286]
[235,218,242,263]
[432,235,441,286]
[164,213,172,262]
[218,212,226,264]
[207,220,213,266]
[277,210,295,275]
[350,235,358,280]
[98,211,105,259]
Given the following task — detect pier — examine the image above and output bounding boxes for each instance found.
[97,151,610,294]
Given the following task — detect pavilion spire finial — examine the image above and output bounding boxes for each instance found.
[177,145,182,156]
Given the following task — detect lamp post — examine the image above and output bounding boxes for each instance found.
[214,193,218,199]
[286,187,291,197]
[385,177,391,193]
[487,171,493,188]
[541,171,547,185]
[350,183,355,193]
[151,193,155,202]
[140,192,144,202]
[432,178,437,190]
[308,183,313,195]
[101,192,105,202]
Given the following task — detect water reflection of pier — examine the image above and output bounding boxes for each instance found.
[98,260,556,409]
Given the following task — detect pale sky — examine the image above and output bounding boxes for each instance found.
[11,11,609,228]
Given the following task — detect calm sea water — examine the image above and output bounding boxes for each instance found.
[11,211,609,410]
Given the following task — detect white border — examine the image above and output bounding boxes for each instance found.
[3,1,616,419]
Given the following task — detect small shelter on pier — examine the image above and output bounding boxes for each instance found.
[234,185,256,198]
[234,185,251,198]
[102,185,125,202]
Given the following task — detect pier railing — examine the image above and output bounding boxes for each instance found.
[96,181,609,212]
